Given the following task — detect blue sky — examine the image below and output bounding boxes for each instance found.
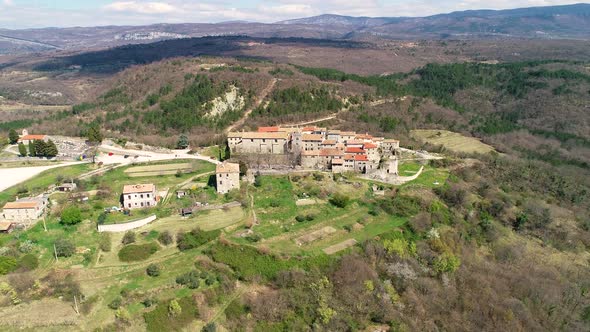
[0,0,583,29]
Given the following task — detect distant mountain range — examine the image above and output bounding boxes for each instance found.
[0,3,589,55]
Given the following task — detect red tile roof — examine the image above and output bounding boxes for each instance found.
[258,126,280,133]
[302,126,317,131]
[321,139,336,145]
[355,155,369,161]
[345,147,365,154]
[346,140,364,145]
[302,134,324,141]
[20,134,46,141]
[344,154,356,161]
[363,143,378,149]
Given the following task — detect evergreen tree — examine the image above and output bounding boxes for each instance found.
[87,123,103,144]
[34,140,47,157]
[28,142,36,157]
[224,142,231,160]
[18,143,27,157]
[8,129,18,145]
[45,140,58,158]
[86,123,103,163]
[177,134,189,149]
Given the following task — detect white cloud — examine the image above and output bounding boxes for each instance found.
[2,0,14,6]
[104,1,178,14]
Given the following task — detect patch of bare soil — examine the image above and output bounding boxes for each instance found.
[0,298,78,328]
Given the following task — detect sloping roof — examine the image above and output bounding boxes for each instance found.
[340,131,356,136]
[20,134,46,141]
[302,134,324,141]
[345,147,365,154]
[123,184,155,194]
[302,126,317,131]
[4,198,43,209]
[227,132,243,138]
[331,158,344,165]
[216,162,240,174]
[346,140,364,145]
[355,155,369,161]
[344,154,356,161]
[363,143,378,149]
[321,139,337,145]
[242,132,289,140]
[258,126,280,133]
[0,221,13,231]
[302,149,343,157]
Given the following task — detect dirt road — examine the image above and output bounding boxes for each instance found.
[224,78,277,133]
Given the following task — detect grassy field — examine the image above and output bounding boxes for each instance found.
[124,162,195,177]
[411,129,495,154]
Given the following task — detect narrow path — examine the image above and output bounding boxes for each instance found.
[225,78,277,133]
[279,114,337,127]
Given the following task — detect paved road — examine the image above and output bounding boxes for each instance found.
[97,144,222,166]
[0,162,85,192]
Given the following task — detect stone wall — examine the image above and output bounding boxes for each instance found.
[98,215,157,232]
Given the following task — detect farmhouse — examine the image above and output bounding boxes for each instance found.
[2,196,48,224]
[122,184,157,209]
[0,221,15,233]
[216,162,240,194]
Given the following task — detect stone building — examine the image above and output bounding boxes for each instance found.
[2,197,48,224]
[382,139,400,155]
[302,134,323,151]
[216,162,240,194]
[228,132,289,154]
[122,184,157,209]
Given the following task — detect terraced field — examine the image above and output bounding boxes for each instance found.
[411,129,495,154]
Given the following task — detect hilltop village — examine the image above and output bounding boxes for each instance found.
[228,125,400,174]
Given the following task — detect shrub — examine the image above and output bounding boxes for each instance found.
[158,231,173,246]
[329,193,350,208]
[142,297,157,307]
[54,238,75,257]
[118,243,159,262]
[433,252,461,274]
[99,233,112,252]
[60,206,83,225]
[146,264,161,277]
[17,254,39,271]
[122,231,136,245]
[305,214,315,221]
[295,215,306,223]
[0,256,17,275]
[176,228,220,251]
[202,322,217,332]
[168,299,182,317]
[176,270,201,289]
[18,240,35,253]
[143,297,198,332]
[108,297,122,310]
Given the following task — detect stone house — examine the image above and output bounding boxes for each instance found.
[2,197,48,223]
[216,162,240,194]
[302,134,324,151]
[382,139,400,155]
[122,184,157,209]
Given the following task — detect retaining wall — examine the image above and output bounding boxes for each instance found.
[98,215,157,233]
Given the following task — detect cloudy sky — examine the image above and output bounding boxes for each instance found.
[0,0,583,29]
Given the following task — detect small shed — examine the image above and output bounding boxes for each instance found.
[176,190,188,199]
[180,208,193,217]
[0,221,15,233]
[58,183,77,192]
